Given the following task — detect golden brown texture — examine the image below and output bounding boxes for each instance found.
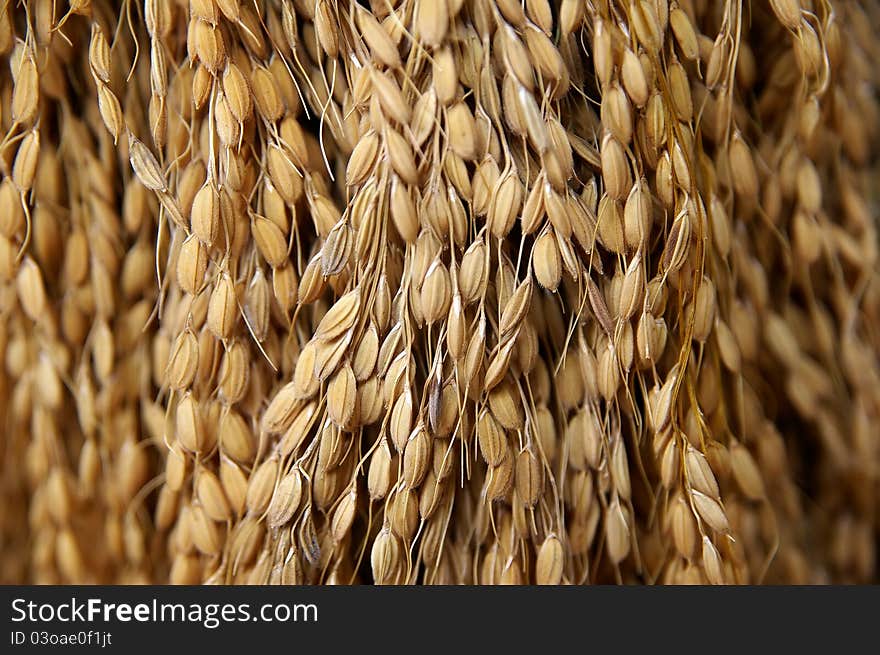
[0,0,878,585]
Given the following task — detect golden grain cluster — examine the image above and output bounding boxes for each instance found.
[0,0,878,585]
